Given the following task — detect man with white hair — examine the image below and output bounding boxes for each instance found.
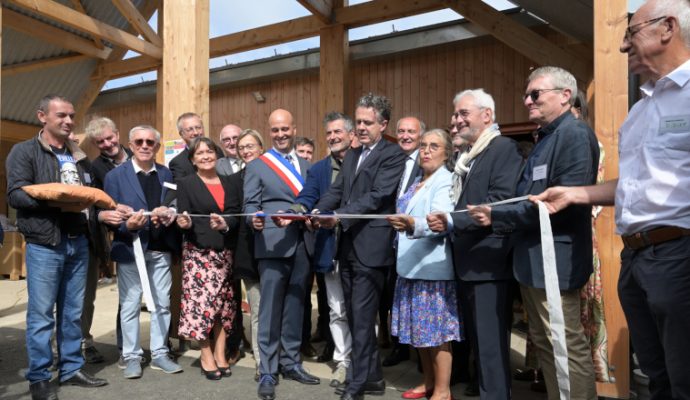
[533,1,690,398]
[468,68,599,400]
[428,89,522,400]
[216,123,243,175]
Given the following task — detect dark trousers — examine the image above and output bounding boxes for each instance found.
[340,237,387,394]
[619,236,690,400]
[459,279,512,400]
[302,272,332,344]
[257,240,311,375]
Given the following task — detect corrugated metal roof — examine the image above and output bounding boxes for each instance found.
[1,0,147,124]
[2,59,97,124]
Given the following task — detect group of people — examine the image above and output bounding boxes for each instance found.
[6,1,690,400]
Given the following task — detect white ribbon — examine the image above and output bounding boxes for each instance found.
[132,234,156,313]
[537,201,570,400]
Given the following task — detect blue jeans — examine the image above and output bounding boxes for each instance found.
[118,250,172,361]
[25,234,88,383]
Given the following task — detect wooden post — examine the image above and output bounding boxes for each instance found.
[318,0,348,158]
[156,0,210,164]
[593,0,629,397]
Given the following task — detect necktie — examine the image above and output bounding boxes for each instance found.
[357,147,371,172]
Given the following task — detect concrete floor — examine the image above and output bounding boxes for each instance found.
[0,278,547,400]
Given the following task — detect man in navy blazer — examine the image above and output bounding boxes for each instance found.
[291,111,356,387]
[469,67,599,400]
[103,125,182,379]
[244,109,319,400]
[429,89,523,400]
[315,93,406,400]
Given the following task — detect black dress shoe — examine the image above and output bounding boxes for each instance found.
[382,346,410,367]
[335,379,385,396]
[301,343,318,360]
[257,374,277,400]
[29,380,58,400]
[60,370,108,387]
[281,365,320,385]
[317,342,335,363]
[340,392,364,400]
[463,381,480,397]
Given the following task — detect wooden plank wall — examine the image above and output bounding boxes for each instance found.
[85,33,563,159]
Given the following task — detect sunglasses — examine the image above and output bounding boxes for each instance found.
[523,88,562,102]
[132,138,156,147]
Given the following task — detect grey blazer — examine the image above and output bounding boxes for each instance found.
[243,154,310,259]
[216,157,241,176]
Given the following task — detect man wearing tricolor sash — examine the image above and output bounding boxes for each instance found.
[244,109,319,400]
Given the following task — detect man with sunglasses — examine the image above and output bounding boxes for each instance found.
[7,94,109,400]
[468,66,599,400]
[533,1,690,398]
[103,125,182,379]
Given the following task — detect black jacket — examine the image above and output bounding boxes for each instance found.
[228,170,259,280]
[91,146,132,189]
[176,173,241,251]
[6,132,92,246]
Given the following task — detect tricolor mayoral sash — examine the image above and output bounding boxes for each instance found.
[260,149,305,196]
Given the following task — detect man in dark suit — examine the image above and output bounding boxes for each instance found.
[428,89,523,400]
[314,93,406,400]
[103,125,183,379]
[168,112,221,182]
[244,109,319,400]
[380,115,424,367]
[468,67,599,400]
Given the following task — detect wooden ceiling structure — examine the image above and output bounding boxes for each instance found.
[1,0,630,398]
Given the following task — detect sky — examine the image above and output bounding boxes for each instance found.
[102,0,646,91]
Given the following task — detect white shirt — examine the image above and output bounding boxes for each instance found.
[398,149,419,198]
[272,147,301,175]
[132,159,157,175]
[616,59,690,234]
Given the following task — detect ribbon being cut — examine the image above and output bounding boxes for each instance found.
[22,183,569,398]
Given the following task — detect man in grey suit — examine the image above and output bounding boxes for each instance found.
[216,124,243,176]
[315,93,406,400]
[244,109,320,400]
[428,89,523,400]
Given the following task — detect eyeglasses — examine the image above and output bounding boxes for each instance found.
[420,143,442,152]
[238,143,258,152]
[523,88,562,102]
[182,125,203,134]
[221,137,238,143]
[624,16,667,42]
[453,107,485,120]
[132,139,156,147]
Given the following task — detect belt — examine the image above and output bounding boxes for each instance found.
[66,233,82,239]
[621,226,690,250]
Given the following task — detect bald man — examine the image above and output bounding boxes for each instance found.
[243,109,320,400]
[217,124,243,176]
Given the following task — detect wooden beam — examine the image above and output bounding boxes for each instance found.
[297,0,333,24]
[9,0,162,59]
[157,0,210,164]
[593,0,629,397]
[73,1,160,131]
[112,0,163,47]
[95,0,446,78]
[0,120,41,143]
[96,55,158,80]
[3,54,90,76]
[69,0,105,49]
[318,21,349,158]
[3,8,112,59]
[444,0,591,82]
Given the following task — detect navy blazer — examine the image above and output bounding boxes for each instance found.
[243,153,311,259]
[104,160,180,263]
[451,136,523,281]
[316,139,406,268]
[491,113,599,290]
[297,155,338,271]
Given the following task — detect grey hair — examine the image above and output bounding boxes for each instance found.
[396,116,427,134]
[323,111,354,133]
[176,112,201,133]
[129,125,161,143]
[355,93,392,124]
[452,89,496,122]
[85,117,118,142]
[650,0,690,46]
[420,128,454,171]
[528,66,578,105]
